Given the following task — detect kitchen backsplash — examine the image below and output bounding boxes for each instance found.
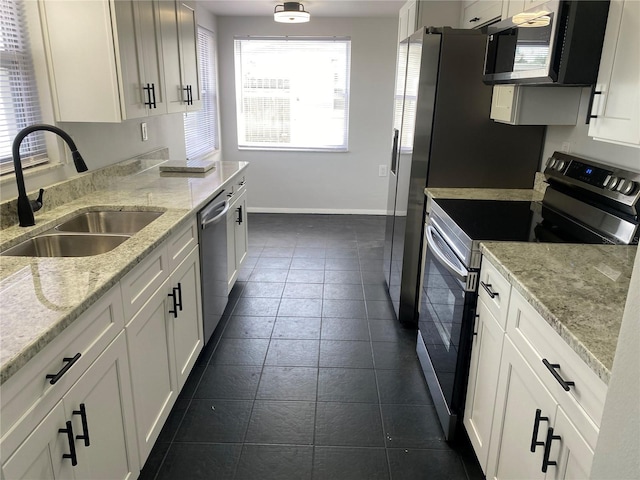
[0,148,169,229]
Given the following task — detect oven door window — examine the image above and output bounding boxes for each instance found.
[419,238,476,407]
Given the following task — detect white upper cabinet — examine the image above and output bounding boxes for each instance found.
[588,0,640,148]
[40,0,179,122]
[160,1,202,113]
[460,1,502,29]
[398,1,417,41]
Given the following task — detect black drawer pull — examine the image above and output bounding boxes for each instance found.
[59,421,78,466]
[175,282,183,312]
[530,409,549,452]
[168,289,179,318]
[480,281,499,299]
[236,205,243,225]
[542,359,575,391]
[46,353,81,385]
[542,427,561,472]
[73,403,91,447]
[469,16,480,22]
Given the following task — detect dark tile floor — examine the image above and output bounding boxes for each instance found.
[140,214,483,480]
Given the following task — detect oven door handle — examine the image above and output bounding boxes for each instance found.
[425,225,468,283]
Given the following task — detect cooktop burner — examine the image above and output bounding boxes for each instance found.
[432,198,538,242]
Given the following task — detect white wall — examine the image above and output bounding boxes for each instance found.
[591,247,640,479]
[542,88,640,172]
[216,16,398,214]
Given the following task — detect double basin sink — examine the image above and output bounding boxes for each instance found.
[1,210,163,257]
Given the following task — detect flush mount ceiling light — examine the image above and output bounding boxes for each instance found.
[274,2,310,23]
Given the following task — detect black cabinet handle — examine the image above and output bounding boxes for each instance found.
[469,16,480,22]
[175,283,183,312]
[480,281,498,299]
[541,427,561,472]
[188,85,193,105]
[59,421,78,466]
[73,403,90,447]
[586,85,602,124]
[143,83,153,107]
[168,289,179,318]
[46,353,81,385]
[183,86,190,104]
[472,314,479,337]
[530,409,549,452]
[151,83,157,108]
[542,359,575,391]
[236,205,243,225]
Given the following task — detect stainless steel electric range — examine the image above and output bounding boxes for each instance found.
[417,152,640,440]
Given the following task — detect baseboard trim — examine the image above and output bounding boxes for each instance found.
[246,207,387,216]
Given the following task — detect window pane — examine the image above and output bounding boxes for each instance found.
[0,0,46,172]
[234,37,351,151]
[184,27,219,159]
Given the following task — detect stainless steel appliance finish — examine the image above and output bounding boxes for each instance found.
[198,191,231,345]
[483,0,610,85]
[418,151,638,441]
[384,27,544,326]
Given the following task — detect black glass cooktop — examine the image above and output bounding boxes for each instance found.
[433,198,605,244]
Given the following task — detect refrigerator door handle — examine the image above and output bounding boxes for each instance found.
[390,128,399,175]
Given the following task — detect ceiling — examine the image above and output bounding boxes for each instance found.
[198,0,404,18]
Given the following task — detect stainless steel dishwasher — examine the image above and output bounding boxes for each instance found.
[197,190,230,344]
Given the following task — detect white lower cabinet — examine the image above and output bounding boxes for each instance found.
[464,298,506,472]
[467,257,605,480]
[2,333,139,480]
[125,227,203,465]
[226,183,248,294]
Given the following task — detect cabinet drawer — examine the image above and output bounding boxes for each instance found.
[506,288,607,444]
[121,244,170,322]
[0,285,124,441]
[167,217,198,271]
[462,1,502,28]
[478,257,511,329]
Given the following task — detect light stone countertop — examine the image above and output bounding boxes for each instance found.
[481,242,636,385]
[423,185,634,385]
[0,160,248,385]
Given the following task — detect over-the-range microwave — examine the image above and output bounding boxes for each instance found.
[483,0,610,85]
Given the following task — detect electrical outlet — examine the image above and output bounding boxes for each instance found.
[561,141,571,153]
[379,165,388,177]
[141,122,148,141]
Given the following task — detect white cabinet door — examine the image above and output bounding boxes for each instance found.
[160,0,201,113]
[168,246,204,392]
[234,189,248,271]
[464,298,505,473]
[398,1,417,41]
[64,333,139,480]
[1,403,73,480]
[588,0,640,148]
[114,0,167,118]
[548,407,594,480]
[487,338,557,480]
[226,200,238,293]
[177,1,202,111]
[126,277,177,466]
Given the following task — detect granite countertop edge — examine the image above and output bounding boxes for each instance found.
[0,161,248,385]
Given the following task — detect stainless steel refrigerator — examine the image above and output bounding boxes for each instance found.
[383,27,545,326]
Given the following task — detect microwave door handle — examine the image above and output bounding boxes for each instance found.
[425,225,468,283]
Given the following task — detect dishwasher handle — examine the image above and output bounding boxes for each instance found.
[201,199,230,229]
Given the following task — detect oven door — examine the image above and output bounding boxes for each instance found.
[417,222,478,440]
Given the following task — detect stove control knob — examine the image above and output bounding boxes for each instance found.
[617,179,637,195]
[606,176,620,190]
[555,160,566,171]
[547,158,557,170]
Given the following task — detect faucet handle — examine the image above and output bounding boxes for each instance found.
[30,188,45,212]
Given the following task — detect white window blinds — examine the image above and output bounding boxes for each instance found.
[184,27,219,160]
[234,36,351,151]
[0,0,46,173]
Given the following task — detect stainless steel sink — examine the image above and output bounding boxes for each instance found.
[55,211,163,234]
[1,234,130,257]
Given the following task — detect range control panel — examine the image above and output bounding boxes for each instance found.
[545,152,640,198]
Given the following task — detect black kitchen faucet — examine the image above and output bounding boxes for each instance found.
[12,124,88,227]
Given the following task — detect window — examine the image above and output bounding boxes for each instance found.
[184,27,219,159]
[234,36,351,151]
[0,0,46,174]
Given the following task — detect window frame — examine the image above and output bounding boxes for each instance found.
[233,35,351,153]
